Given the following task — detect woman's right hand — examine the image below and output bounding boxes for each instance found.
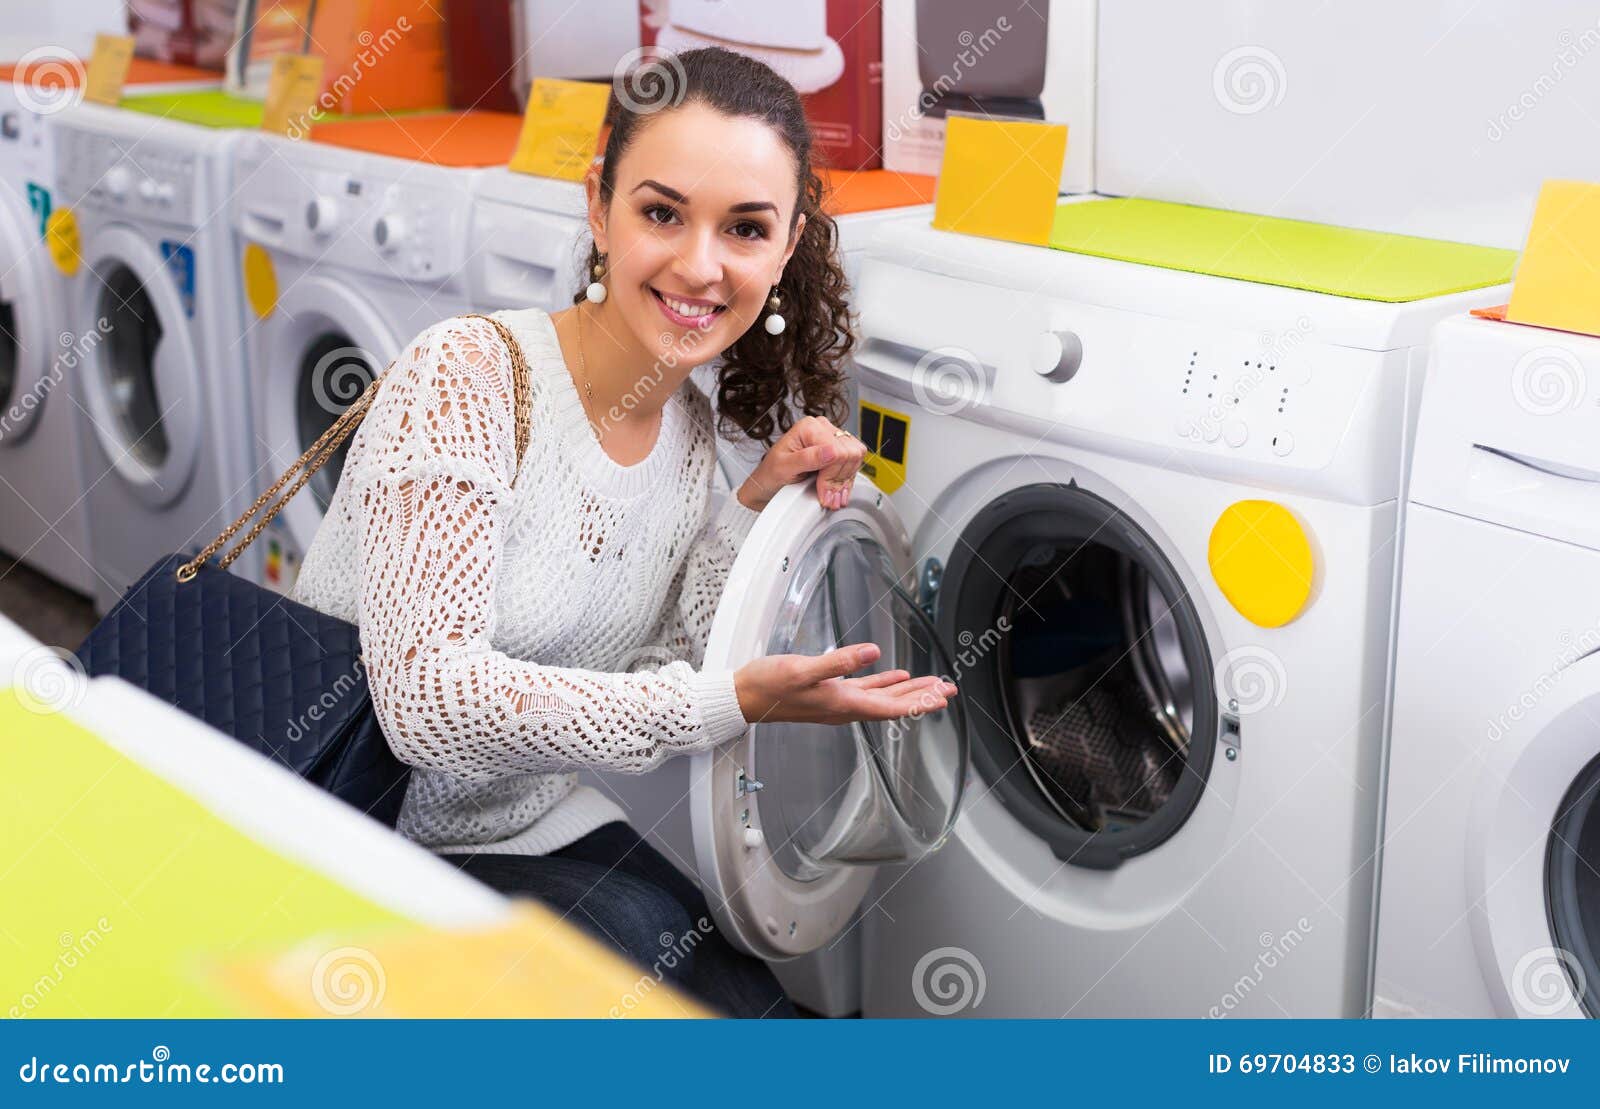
[733,642,957,726]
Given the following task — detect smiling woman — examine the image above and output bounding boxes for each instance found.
[287,46,955,1019]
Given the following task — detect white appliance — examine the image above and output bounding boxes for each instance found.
[1096,0,1600,249]
[655,0,845,94]
[231,133,483,594]
[1374,315,1600,1019]
[0,59,218,598]
[838,215,1508,1017]
[510,0,640,104]
[52,103,254,615]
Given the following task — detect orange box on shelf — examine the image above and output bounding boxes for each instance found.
[310,0,449,115]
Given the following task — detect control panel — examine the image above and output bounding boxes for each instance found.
[853,257,1410,504]
[232,136,473,288]
[52,121,200,227]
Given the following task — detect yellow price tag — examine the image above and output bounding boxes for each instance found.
[260,53,326,138]
[508,78,611,181]
[83,33,135,107]
[45,208,81,277]
[241,242,279,320]
[1507,179,1600,337]
[932,115,1068,246]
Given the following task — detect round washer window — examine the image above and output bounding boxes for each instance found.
[0,298,17,413]
[296,333,378,511]
[98,263,168,469]
[1546,751,1600,1016]
[938,483,1218,869]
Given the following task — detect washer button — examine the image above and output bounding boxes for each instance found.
[1224,420,1248,448]
[1271,431,1295,457]
[1175,415,1198,440]
[1200,419,1221,444]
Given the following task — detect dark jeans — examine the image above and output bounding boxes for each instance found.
[439,821,795,1018]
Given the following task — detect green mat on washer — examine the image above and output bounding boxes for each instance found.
[1049,197,1517,302]
[118,90,268,128]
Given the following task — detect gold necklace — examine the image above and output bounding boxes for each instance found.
[574,304,598,437]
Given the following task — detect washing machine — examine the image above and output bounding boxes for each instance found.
[0,57,218,598]
[840,213,1508,1018]
[1373,315,1600,1019]
[231,113,519,593]
[51,100,254,616]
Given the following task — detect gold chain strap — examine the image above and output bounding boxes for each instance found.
[176,312,534,583]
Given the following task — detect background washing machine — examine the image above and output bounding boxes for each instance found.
[0,58,219,599]
[231,113,519,593]
[1374,316,1600,1019]
[52,102,254,616]
[842,213,1508,1017]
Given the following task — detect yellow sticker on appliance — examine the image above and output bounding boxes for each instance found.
[1208,500,1315,628]
[242,242,279,320]
[509,77,610,181]
[84,33,135,106]
[858,400,910,494]
[45,208,81,277]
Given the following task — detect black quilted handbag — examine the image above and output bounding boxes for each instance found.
[74,314,534,827]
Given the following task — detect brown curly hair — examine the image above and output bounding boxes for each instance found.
[575,46,853,446]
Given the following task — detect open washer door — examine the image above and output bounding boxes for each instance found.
[692,477,969,960]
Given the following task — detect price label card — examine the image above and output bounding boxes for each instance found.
[1507,179,1600,337]
[260,53,326,138]
[508,78,610,181]
[83,33,135,106]
[932,114,1068,246]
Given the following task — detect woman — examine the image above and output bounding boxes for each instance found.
[291,47,957,1017]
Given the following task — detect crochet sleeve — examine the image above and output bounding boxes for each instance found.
[352,315,749,783]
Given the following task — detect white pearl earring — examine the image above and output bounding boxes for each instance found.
[585,256,608,304]
[764,287,785,336]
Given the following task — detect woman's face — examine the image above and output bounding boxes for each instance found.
[585,101,805,367]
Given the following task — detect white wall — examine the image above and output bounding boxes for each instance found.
[2,0,128,60]
[1098,0,1600,248]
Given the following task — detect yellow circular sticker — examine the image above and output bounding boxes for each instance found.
[242,242,278,320]
[1208,500,1315,628]
[45,208,81,277]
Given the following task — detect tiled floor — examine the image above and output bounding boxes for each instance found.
[0,552,97,650]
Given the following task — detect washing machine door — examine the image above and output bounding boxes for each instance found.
[78,225,202,508]
[0,186,52,445]
[691,478,969,960]
[258,275,393,550]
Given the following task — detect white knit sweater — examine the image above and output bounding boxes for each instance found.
[292,307,759,855]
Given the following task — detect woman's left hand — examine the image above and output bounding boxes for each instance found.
[736,415,868,513]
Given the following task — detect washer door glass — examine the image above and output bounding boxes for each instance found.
[1547,751,1600,1016]
[754,522,967,882]
[941,483,1218,869]
[0,296,15,414]
[98,263,169,469]
[296,332,378,510]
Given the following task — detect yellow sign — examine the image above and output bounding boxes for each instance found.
[216,904,712,1018]
[83,33,135,106]
[932,115,1068,246]
[509,78,611,181]
[1208,500,1315,628]
[858,400,910,494]
[242,242,279,320]
[1507,179,1600,336]
[45,208,81,277]
[260,53,326,138]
